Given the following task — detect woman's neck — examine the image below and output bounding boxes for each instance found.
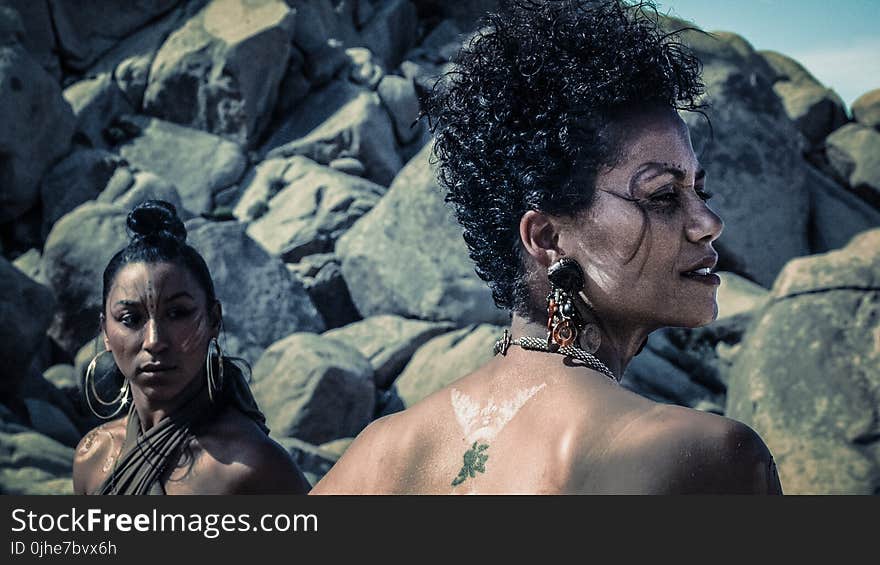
[508,313,653,381]
[130,376,210,431]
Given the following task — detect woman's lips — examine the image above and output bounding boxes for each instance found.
[138,364,176,376]
[681,271,721,286]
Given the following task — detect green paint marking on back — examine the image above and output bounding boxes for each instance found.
[451,442,489,487]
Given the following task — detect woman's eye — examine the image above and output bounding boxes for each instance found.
[168,308,194,320]
[649,191,678,205]
[118,313,141,327]
[695,187,713,202]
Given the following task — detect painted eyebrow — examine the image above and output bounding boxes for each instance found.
[631,162,706,187]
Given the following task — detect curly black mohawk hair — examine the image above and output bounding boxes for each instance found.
[424,0,706,316]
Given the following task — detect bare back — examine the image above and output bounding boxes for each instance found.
[312,351,782,495]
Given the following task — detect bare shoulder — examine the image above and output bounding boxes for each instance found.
[311,411,408,494]
[630,405,782,494]
[72,418,126,495]
[193,408,311,494]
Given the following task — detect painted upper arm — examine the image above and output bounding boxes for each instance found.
[72,426,116,495]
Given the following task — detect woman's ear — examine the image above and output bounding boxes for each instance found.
[210,301,223,336]
[100,314,110,351]
[519,210,564,268]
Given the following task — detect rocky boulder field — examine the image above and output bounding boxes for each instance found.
[1,0,878,495]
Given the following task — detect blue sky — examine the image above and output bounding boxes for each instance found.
[658,0,879,110]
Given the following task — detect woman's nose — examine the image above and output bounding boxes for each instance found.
[685,199,724,244]
[142,317,168,353]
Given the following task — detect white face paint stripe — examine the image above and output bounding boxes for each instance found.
[451,383,547,445]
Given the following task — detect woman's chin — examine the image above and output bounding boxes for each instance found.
[687,304,719,328]
[132,380,195,406]
[667,302,718,328]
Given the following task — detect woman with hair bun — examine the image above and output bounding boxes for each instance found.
[73,200,310,494]
[312,0,782,494]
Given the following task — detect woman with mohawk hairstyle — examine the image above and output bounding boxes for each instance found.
[313,0,782,495]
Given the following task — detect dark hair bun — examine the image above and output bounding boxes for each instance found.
[126,200,186,243]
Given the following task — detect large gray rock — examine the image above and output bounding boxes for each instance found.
[417,18,465,55]
[726,228,880,494]
[63,72,134,149]
[318,437,354,460]
[715,271,768,320]
[294,255,362,330]
[42,364,78,392]
[679,30,812,287]
[409,1,498,29]
[324,315,454,388]
[358,0,418,68]
[110,114,247,214]
[771,228,880,293]
[251,332,374,444]
[852,89,880,130]
[1,195,42,254]
[0,426,74,494]
[375,385,405,418]
[261,79,365,153]
[300,38,347,89]
[825,123,880,209]
[396,324,503,407]
[266,89,402,186]
[11,248,42,283]
[0,6,22,46]
[622,347,719,409]
[143,0,295,147]
[759,50,847,145]
[231,157,289,219]
[87,1,207,109]
[345,47,385,89]
[96,168,186,215]
[240,157,384,260]
[290,0,358,67]
[806,165,880,254]
[187,219,324,362]
[337,143,509,326]
[48,0,179,71]
[377,74,423,144]
[22,398,80,447]
[276,436,341,484]
[400,55,454,96]
[3,0,59,77]
[646,315,751,397]
[19,368,87,432]
[0,16,75,222]
[39,149,126,237]
[271,45,311,120]
[400,16,465,95]
[0,258,55,396]
[41,202,129,355]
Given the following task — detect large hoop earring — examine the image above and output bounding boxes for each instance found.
[206,338,224,403]
[547,257,601,354]
[84,350,130,419]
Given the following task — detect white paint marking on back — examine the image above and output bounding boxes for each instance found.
[451,383,547,444]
